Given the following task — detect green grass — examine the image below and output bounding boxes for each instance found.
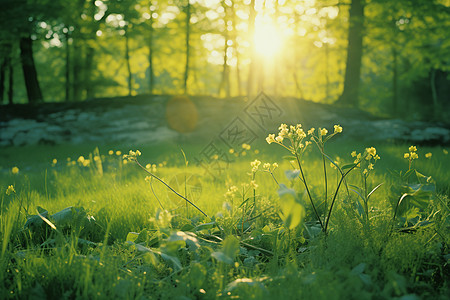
[0,139,449,299]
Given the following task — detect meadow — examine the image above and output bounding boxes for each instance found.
[0,126,449,299]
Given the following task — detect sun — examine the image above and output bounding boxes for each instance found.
[253,16,284,59]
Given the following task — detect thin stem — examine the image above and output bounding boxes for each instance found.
[324,164,358,234]
[134,159,208,218]
[294,151,324,230]
[322,153,328,215]
[149,176,164,210]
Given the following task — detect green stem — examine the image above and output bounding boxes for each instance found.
[322,153,328,215]
[324,164,358,234]
[134,160,208,218]
[294,151,324,230]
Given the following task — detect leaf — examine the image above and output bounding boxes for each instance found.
[278,185,305,230]
[167,231,200,251]
[222,235,240,261]
[126,232,139,243]
[341,163,357,171]
[282,155,297,161]
[285,170,300,181]
[212,235,240,265]
[193,221,216,232]
[367,183,383,200]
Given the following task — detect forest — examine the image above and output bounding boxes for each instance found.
[1,0,449,120]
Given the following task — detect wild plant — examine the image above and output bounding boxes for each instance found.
[266,124,381,235]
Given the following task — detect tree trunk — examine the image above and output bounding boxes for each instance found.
[392,47,398,115]
[148,1,155,94]
[218,0,230,97]
[336,0,364,107]
[65,31,71,101]
[19,35,43,103]
[8,60,13,105]
[0,55,6,104]
[183,1,191,95]
[125,26,132,96]
[230,1,241,96]
[72,37,82,101]
[84,45,95,99]
[246,0,256,98]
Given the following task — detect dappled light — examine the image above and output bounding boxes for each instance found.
[0,0,449,298]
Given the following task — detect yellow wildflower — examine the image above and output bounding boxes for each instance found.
[307,128,315,135]
[425,152,432,158]
[108,150,114,155]
[263,163,271,170]
[275,136,284,143]
[6,185,15,195]
[116,151,122,156]
[52,159,57,165]
[320,128,328,136]
[242,143,251,150]
[368,163,374,170]
[254,149,260,154]
[77,156,85,163]
[11,167,19,174]
[334,125,343,133]
[443,149,448,155]
[409,146,417,152]
[404,153,410,159]
[411,153,418,159]
[351,151,357,157]
[229,148,235,154]
[250,180,258,189]
[272,163,279,169]
[366,147,376,157]
[266,134,275,144]
[212,154,219,160]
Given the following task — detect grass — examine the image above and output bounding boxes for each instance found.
[0,137,449,299]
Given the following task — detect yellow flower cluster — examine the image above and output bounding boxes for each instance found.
[224,185,239,198]
[425,152,432,159]
[242,143,251,150]
[6,185,15,195]
[351,147,380,175]
[11,167,19,175]
[77,156,91,167]
[263,162,278,171]
[250,159,261,173]
[123,149,142,161]
[146,163,157,173]
[404,146,418,160]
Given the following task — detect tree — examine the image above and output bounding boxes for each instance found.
[336,0,365,107]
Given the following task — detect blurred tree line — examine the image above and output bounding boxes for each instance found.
[0,0,449,120]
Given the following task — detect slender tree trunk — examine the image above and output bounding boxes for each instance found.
[230,1,241,96]
[19,35,43,103]
[73,37,82,101]
[84,45,95,99]
[125,26,132,96]
[8,61,13,105]
[65,32,71,101]
[246,0,256,97]
[148,1,155,94]
[336,0,364,107]
[183,1,191,95]
[218,0,230,97]
[430,69,439,119]
[392,47,398,115]
[0,55,6,104]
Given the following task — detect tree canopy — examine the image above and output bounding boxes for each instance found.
[1,0,449,119]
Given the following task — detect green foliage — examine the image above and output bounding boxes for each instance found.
[0,138,448,299]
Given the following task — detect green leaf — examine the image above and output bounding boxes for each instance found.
[282,155,297,161]
[167,231,200,251]
[126,232,139,243]
[212,235,240,265]
[341,163,357,171]
[285,170,300,181]
[278,184,305,230]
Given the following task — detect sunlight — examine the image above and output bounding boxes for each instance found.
[253,16,284,59]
